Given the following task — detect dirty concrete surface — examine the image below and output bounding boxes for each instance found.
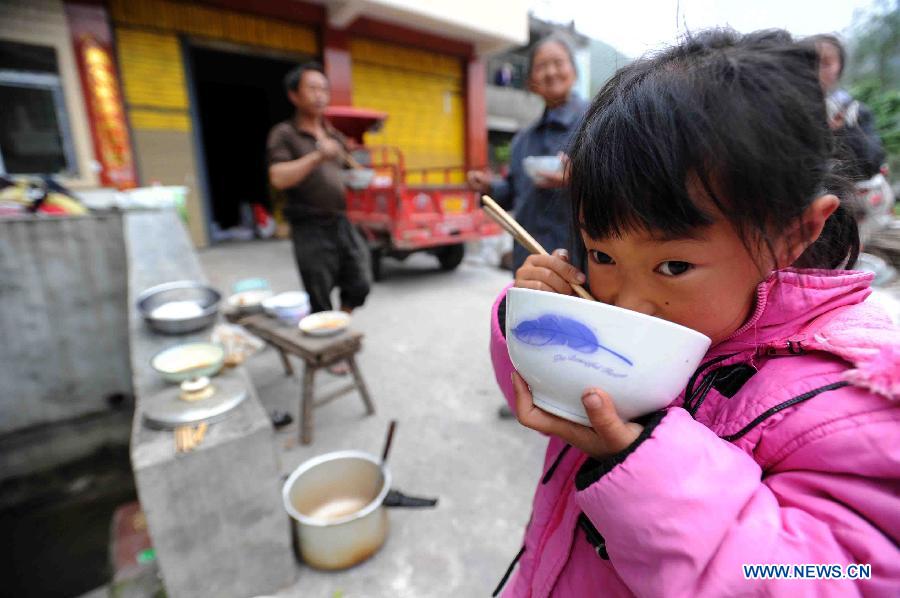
[199,239,545,597]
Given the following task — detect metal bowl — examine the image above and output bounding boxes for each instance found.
[137,280,221,335]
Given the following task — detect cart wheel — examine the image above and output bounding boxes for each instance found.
[437,243,465,271]
[370,247,383,281]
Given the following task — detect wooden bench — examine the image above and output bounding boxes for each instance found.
[226,312,375,444]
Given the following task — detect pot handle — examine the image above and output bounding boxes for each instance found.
[384,489,438,508]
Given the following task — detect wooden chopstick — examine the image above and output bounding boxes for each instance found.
[480,195,595,301]
[339,148,364,170]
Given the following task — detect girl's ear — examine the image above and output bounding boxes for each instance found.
[778,194,840,267]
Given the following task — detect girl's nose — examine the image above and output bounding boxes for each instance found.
[610,286,656,316]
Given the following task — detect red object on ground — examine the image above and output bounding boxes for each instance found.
[110,501,153,574]
[324,106,388,145]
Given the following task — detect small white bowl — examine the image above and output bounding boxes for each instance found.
[523,155,562,183]
[299,311,351,336]
[263,291,311,324]
[506,287,711,424]
[343,168,376,190]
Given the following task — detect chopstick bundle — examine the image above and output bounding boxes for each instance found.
[480,194,594,301]
[174,422,209,453]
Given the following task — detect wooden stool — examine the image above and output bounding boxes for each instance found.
[226,313,375,444]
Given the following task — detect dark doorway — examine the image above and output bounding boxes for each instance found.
[188,44,304,234]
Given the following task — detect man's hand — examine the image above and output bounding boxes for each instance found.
[467,169,493,193]
[512,372,643,459]
[316,138,342,160]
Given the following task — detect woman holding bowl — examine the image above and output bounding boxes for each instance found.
[468,34,589,274]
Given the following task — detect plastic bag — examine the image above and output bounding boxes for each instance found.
[211,324,265,366]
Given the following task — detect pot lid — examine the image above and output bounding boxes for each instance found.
[142,371,247,429]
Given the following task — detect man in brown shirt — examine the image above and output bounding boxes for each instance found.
[267,62,370,316]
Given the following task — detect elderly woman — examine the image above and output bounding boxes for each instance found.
[468,35,588,274]
[811,33,886,180]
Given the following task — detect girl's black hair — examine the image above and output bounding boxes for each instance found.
[568,28,859,270]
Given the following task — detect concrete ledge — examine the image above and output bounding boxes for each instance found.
[125,211,294,598]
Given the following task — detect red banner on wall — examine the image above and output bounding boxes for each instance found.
[66,3,137,189]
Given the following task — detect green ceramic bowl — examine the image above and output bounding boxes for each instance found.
[151,342,226,383]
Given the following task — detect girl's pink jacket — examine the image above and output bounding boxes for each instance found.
[490,269,900,597]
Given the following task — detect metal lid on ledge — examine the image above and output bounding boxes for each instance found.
[142,371,248,429]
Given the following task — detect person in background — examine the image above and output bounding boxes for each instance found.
[468,34,589,275]
[267,62,370,374]
[495,62,514,87]
[267,62,370,316]
[810,33,886,180]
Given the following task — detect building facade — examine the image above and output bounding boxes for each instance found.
[0,0,528,245]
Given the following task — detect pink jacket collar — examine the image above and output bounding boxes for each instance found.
[716,268,873,354]
[713,268,899,400]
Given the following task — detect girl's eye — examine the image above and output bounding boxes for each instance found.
[589,250,615,265]
[656,261,693,276]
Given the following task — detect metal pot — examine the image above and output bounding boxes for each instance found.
[137,280,221,334]
[283,451,391,570]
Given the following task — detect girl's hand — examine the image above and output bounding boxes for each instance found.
[514,248,586,295]
[511,371,643,459]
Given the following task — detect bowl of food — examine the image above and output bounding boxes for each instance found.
[150,342,226,383]
[299,311,351,336]
[523,155,563,184]
[262,291,311,325]
[505,287,711,424]
[137,280,221,335]
[227,289,273,314]
[342,168,375,190]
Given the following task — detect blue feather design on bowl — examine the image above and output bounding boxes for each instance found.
[512,314,633,366]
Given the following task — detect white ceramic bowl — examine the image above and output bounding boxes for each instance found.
[506,287,711,424]
[343,168,376,190]
[299,311,351,336]
[522,155,562,183]
[262,291,311,324]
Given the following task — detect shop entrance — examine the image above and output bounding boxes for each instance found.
[188,44,307,238]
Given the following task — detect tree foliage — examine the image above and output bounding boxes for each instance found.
[845,0,900,169]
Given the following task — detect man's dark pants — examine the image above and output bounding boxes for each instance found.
[290,215,370,313]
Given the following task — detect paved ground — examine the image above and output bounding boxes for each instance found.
[197,232,900,598]
[199,239,544,598]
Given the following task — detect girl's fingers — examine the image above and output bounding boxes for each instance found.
[511,373,609,456]
[516,264,573,295]
[581,389,642,453]
[516,254,586,294]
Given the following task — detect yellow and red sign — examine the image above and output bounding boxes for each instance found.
[77,34,136,188]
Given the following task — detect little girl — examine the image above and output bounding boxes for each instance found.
[489,30,899,597]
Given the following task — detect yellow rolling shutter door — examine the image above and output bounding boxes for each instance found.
[350,39,465,184]
[116,28,190,131]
